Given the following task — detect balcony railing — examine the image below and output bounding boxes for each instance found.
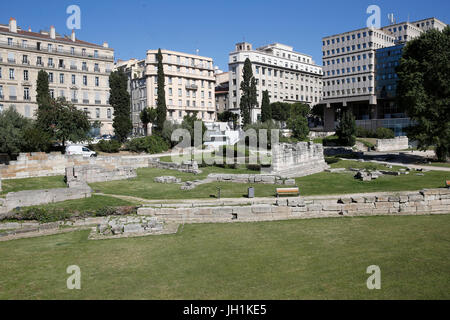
[0,39,114,61]
[7,58,16,63]
[94,67,100,72]
[36,62,44,67]
[48,63,55,68]
[82,67,89,71]
[71,99,78,103]
[24,96,31,101]
[9,96,17,101]
[186,84,198,90]
[70,65,78,70]
[0,95,4,100]
[83,99,90,104]
[95,100,101,104]
[22,61,30,65]
[58,64,66,69]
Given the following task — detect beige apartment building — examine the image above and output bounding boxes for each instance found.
[0,18,115,135]
[228,42,323,123]
[119,50,216,135]
[215,71,229,115]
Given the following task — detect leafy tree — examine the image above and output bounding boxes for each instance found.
[239,58,257,126]
[217,111,239,130]
[155,49,167,132]
[140,107,157,136]
[0,108,33,156]
[109,69,132,142]
[182,112,207,148]
[35,98,91,148]
[271,102,291,122]
[161,120,182,147]
[336,109,356,146]
[260,90,272,122]
[287,103,310,140]
[396,26,450,161]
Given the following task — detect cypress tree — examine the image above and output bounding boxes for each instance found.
[156,49,167,132]
[36,70,51,108]
[240,58,257,126]
[336,109,356,146]
[109,69,132,142]
[260,90,271,122]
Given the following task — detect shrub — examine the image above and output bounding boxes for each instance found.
[126,134,170,154]
[375,127,395,139]
[325,157,340,165]
[336,110,356,146]
[96,139,122,153]
[94,207,117,217]
[14,208,71,223]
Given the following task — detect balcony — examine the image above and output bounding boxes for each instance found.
[36,62,44,67]
[94,67,100,72]
[71,99,78,103]
[0,39,114,61]
[58,64,66,69]
[0,95,4,100]
[7,58,16,63]
[70,65,78,70]
[23,96,31,101]
[22,60,30,65]
[95,100,101,104]
[9,96,17,101]
[82,67,89,72]
[185,84,198,90]
[48,63,55,68]
[83,99,90,104]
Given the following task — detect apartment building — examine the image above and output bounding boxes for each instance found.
[0,18,115,135]
[215,71,229,115]
[321,17,448,133]
[228,42,323,123]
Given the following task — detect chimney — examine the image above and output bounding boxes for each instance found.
[50,25,56,39]
[9,17,17,33]
[103,42,109,48]
[71,29,76,42]
[28,27,32,32]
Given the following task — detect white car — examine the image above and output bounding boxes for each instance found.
[65,145,97,157]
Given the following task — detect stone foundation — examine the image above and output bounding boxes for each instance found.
[0,152,151,180]
[270,142,329,177]
[65,165,136,185]
[376,136,409,152]
[207,173,295,185]
[148,159,201,174]
[137,188,450,224]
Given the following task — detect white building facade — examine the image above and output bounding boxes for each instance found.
[228,42,323,123]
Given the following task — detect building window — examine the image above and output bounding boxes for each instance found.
[72,74,76,85]
[23,70,29,81]
[107,108,111,119]
[95,77,99,87]
[83,76,87,86]
[96,108,100,118]
[9,68,15,80]
[60,74,64,84]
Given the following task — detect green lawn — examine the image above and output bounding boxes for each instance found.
[90,165,450,200]
[426,162,450,168]
[329,159,406,171]
[0,176,66,196]
[0,215,448,299]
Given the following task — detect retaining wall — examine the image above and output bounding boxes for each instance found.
[206,173,295,185]
[376,136,409,152]
[148,159,201,174]
[137,188,450,224]
[66,165,137,185]
[0,152,151,180]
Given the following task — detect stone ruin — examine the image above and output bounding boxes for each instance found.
[269,142,329,177]
[65,165,136,187]
[96,216,164,236]
[154,176,181,184]
[148,159,201,174]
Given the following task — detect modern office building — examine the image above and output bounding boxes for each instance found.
[320,17,448,133]
[0,18,115,135]
[118,50,217,135]
[228,42,323,123]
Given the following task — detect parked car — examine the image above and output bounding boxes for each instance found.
[65,145,97,157]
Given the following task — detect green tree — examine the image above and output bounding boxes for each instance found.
[396,26,450,161]
[287,103,310,140]
[239,58,257,126]
[182,112,207,148]
[156,49,167,132]
[271,102,291,123]
[0,108,33,156]
[140,107,157,136]
[336,109,356,146]
[109,69,132,142]
[217,111,239,130]
[260,90,272,123]
[36,98,91,148]
[35,70,53,131]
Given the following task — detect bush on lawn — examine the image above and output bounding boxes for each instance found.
[96,139,122,153]
[126,134,170,154]
[375,127,395,139]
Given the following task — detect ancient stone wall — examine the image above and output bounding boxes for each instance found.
[376,136,409,152]
[65,165,137,185]
[137,188,450,224]
[206,173,295,185]
[0,152,151,180]
[148,159,201,174]
[270,142,329,177]
[2,184,92,212]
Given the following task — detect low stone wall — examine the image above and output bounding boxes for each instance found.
[309,131,335,139]
[270,142,329,177]
[206,173,295,185]
[0,152,151,180]
[65,165,136,185]
[137,188,450,224]
[376,136,409,152]
[1,184,92,212]
[148,159,201,174]
[324,147,355,156]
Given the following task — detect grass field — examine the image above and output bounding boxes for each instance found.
[0,176,66,197]
[0,215,448,300]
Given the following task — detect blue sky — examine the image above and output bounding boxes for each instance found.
[2,0,449,70]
